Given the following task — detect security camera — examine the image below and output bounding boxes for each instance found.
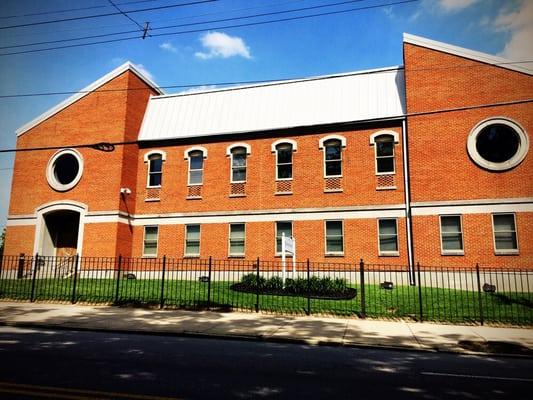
[120,188,131,195]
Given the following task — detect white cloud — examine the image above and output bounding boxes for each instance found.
[195,31,251,60]
[177,85,218,94]
[495,0,533,61]
[159,42,178,53]
[133,64,155,81]
[438,0,479,13]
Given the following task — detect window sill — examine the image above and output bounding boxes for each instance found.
[229,255,245,258]
[441,251,464,256]
[324,189,343,193]
[376,186,397,191]
[229,194,246,198]
[325,253,344,257]
[145,198,160,202]
[142,255,157,258]
[276,178,293,182]
[379,252,399,257]
[146,186,161,189]
[375,173,396,176]
[275,191,293,196]
[183,255,200,259]
[494,250,519,256]
[186,196,202,200]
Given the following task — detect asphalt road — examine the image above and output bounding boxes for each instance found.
[0,325,531,399]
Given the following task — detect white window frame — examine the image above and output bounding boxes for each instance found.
[272,141,296,181]
[275,221,293,255]
[142,225,158,258]
[324,220,344,256]
[439,215,464,255]
[370,132,398,175]
[227,145,250,183]
[144,151,166,188]
[184,147,207,186]
[319,136,346,179]
[46,148,84,192]
[377,218,399,256]
[228,223,246,257]
[492,213,519,255]
[184,224,201,258]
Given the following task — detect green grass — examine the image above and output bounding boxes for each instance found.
[0,278,531,325]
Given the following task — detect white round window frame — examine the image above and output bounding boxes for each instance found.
[467,117,529,171]
[46,149,84,192]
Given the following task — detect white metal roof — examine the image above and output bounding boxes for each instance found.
[16,62,163,137]
[137,66,406,142]
[403,33,533,76]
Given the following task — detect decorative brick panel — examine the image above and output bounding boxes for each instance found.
[145,187,161,201]
[275,180,292,194]
[187,185,202,198]
[230,182,245,197]
[376,174,395,189]
[324,177,342,192]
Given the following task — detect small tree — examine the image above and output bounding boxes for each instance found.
[0,227,5,257]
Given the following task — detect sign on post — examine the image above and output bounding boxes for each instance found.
[281,233,296,286]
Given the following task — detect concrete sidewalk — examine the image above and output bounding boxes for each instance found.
[0,301,532,356]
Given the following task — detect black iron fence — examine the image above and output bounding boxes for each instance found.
[0,254,531,325]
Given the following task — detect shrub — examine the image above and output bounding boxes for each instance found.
[241,273,266,289]
[239,274,349,295]
[265,276,284,291]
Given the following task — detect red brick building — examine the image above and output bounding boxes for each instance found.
[4,34,532,268]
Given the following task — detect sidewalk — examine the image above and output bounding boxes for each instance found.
[0,301,532,356]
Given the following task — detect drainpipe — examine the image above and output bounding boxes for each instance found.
[402,119,415,285]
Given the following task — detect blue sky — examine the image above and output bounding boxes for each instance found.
[0,0,531,231]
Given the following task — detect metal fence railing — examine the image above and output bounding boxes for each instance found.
[0,254,531,325]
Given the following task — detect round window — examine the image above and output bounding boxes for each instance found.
[467,118,529,171]
[46,149,84,191]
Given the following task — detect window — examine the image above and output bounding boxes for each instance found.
[229,223,245,256]
[467,118,529,171]
[147,154,163,187]
[185,225,201,257]
[375,135,395,174]
[46,149,84,192]
[276,143,293,180]
[188,150,204,185]
[440,216,463,254]
[325,221,343,254]
[492,214,518,253]
[231,147,247,183]
[276,221,293,254]
[378,219,398,255]
[143,226,158,257]
[324,140,342,177]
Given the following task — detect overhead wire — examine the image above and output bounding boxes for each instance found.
[107,0,146,31]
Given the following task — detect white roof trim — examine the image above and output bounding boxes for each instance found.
[403,33,533,76]
[16,61,163,137]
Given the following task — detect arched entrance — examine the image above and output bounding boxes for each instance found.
[34,201,86,258]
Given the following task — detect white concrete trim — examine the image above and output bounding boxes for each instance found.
[467,117,529,171]
[226,143,251,156]
[412,203,533,216]
[16,62,162,137]
[369,130,399,145]
[318,134,347,149]
[271,139,298,152]
[411,197,533,207]
[403,33,533,76]
[143,150,167,162]
[183,146,208,160]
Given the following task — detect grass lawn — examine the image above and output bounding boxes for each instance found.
[0,278,531,325]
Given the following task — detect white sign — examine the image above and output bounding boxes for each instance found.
[281,233,296,286]
[282,236,294,254]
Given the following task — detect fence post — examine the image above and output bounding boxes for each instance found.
[255,257,260,313]
[416,262,423,322]
[17,253,25,279]
[306,259,311,316]
[475,263,484,326]
[207,256,212,310]
[114,255,122,304]
[71,254,79,304]
[359,258,366,318]
[159,255,167,309]
[30,253,38,302]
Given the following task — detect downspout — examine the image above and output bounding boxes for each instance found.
[402,118,415,284]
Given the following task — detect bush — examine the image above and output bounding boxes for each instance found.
[265,276,284,291]
[240,274,349,295]
[241,273,266,289]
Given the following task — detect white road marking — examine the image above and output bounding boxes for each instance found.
[421,372,533,382]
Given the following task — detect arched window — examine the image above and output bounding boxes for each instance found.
[188,150,204,185]
[323,139,342,177]
[226,143,251,183]
[275,142,293,180]
[143,150,166,188]
[375,135,395,174]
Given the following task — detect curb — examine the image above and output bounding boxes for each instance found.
[1,320,531,359]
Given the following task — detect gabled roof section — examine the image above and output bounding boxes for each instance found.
[138,66,406,142]
[16,62,163,137]
[403,33,533,76]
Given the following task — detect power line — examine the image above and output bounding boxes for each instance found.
[0,98,531,154]
[107,0,145,31]
[0,0,161,20]
[0,0,367,50]
[0,0,217,31]
[0,0,419,56]
[0,59,532,99]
